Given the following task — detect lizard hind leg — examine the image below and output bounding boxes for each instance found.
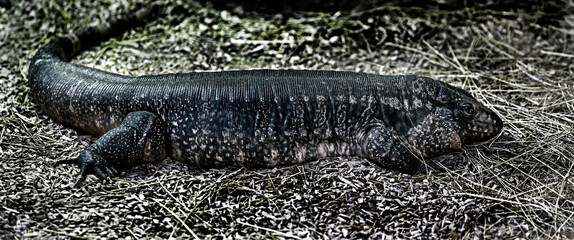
[57,111,168,187]
[362,126,423,174]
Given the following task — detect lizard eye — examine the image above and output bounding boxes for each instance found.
[461,102,476,117]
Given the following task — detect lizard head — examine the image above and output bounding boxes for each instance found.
[406,81,503,158]
[438,84,503,144]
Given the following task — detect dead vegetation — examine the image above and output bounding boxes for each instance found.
[1,0,573,239]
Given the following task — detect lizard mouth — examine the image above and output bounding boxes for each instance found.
[464,112,503,142]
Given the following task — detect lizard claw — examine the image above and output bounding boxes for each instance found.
[55,158,79,165]
[56,149,115,187]
[73,174,87,188]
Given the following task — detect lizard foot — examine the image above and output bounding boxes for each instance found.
[56,149,118,188]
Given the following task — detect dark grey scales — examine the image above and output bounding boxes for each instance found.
[28,6,503,186]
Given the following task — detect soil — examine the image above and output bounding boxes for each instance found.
[1,0,573,239]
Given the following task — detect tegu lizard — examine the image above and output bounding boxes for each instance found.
[28,6,503,186]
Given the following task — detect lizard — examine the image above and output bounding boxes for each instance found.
[27,5,503,186]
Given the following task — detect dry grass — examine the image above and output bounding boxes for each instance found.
[1,0,573,239]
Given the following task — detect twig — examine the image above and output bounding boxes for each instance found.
[153,199,201,240]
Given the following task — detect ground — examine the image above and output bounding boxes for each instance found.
[1,0,573,239]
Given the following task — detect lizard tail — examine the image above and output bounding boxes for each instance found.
[32,4,158,63]
[27,4,159,134]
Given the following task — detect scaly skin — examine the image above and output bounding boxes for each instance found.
[28,5,503,186]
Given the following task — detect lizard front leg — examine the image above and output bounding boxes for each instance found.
[57,111,167,187]
[361,125,427,174]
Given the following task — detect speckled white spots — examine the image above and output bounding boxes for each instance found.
[31,45,503,174]
[349,95,357,104]
[406,112,462,158]
[403,99,410,110]
[382,96,401,109]
[412,98,423,109]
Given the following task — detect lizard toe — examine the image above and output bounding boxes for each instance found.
[55,158,79,166]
